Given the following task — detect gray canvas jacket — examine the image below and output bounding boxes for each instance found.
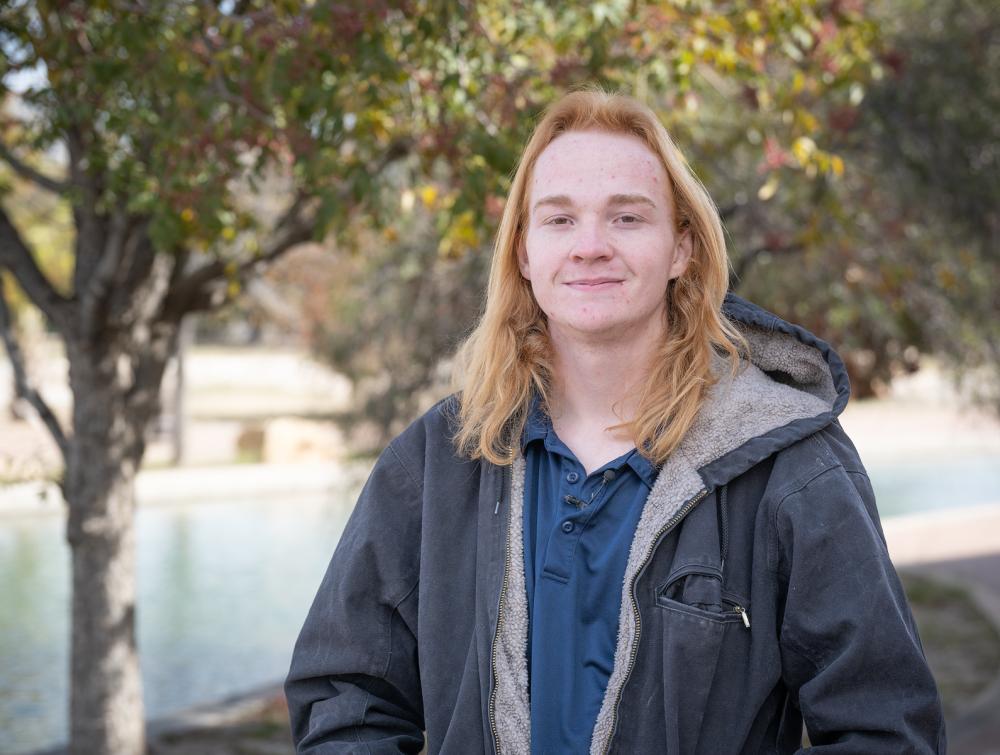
[285,294,946,754]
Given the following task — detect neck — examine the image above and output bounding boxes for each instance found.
[548,319,664,430]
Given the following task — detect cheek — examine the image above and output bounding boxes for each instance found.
[520,239,550,282]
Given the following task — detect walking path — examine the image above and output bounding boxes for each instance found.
[884,505,1000,755]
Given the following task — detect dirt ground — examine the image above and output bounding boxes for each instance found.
[148,694,293,755]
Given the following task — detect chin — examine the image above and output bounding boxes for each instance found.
[555,317,633,338]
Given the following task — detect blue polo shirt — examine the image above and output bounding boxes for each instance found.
[521,401,656,754]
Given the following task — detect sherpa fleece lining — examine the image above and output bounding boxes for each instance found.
[488,324,833,755]
[492,456,531,753]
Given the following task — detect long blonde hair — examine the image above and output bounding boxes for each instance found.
[452,87,745,466]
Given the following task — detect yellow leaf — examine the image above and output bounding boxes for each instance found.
[440,210,479,258]
[798,110,819,133]
[830,155,845,177]
[791,136,816,165]
[758,175,779,201]
[716,48,737,70]
[420,185,438,208]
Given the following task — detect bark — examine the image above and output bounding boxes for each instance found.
[63,314,177,755]
[66,456,144,755]
[64,344,146,755]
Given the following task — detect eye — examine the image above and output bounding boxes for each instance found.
[617,214,642,224]
[545,216,572,226]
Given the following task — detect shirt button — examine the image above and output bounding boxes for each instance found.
[566,472,579,483]
[561,521,574,533]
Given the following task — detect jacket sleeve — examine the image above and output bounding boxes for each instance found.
[285,442,425,754]
[774,455,946,753]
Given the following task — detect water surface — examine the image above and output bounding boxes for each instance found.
[0,493,354,754]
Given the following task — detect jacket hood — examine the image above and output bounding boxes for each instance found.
[491,293,853,755]
[698,292,851,488]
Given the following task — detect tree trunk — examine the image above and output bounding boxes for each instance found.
[66,466,144,755]
[64,324,175,755]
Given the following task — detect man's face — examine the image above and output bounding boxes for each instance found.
[519,129,691,345]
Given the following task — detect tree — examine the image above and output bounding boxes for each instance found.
[735,0,999,398]
[286,0,883,442]
[303,0,997,423]
[0,1,463,751]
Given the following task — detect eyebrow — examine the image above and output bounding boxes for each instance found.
[531,192,659,214]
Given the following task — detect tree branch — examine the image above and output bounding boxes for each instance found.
[103,218,158,335]
[163,212,314,318]
[0,281,70,462]
[0,140,69,195]
[717,203,741,223]
[0,205,73,334]
[80,209,130,343]
[729,241,806,289]
[162,137,414,319]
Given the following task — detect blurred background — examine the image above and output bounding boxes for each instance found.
[0,0,997,753]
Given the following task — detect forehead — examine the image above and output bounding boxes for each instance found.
[529,129,669,203]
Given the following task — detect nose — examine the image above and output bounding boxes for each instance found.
[571,219,612,262]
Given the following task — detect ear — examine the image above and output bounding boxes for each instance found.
[668,228,693,280]
[517,236,531,279]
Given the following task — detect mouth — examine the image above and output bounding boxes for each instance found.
[565,278,623,290]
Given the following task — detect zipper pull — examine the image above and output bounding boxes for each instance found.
[734,605,750,629]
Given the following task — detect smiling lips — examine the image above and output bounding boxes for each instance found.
[565,277,623,290]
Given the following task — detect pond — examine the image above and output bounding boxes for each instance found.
[1,454,999,754]
[0,493,355,755]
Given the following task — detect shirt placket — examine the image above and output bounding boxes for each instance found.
[541,458,608,581]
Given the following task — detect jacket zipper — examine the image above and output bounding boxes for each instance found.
[599,487,710,755]
[488,463,511,755]
[729,602,750,628]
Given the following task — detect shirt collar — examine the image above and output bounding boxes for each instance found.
[521,394,660,488]
[625,450,658,489]
[521,393,550,451]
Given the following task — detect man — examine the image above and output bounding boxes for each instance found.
[285,89,945,754]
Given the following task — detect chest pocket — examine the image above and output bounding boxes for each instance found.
[655,566,750,626]
[653,484,750,626]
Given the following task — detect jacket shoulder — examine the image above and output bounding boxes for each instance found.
[764,420,869,499]
[763,421,882,573]
[386,394,472,488]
